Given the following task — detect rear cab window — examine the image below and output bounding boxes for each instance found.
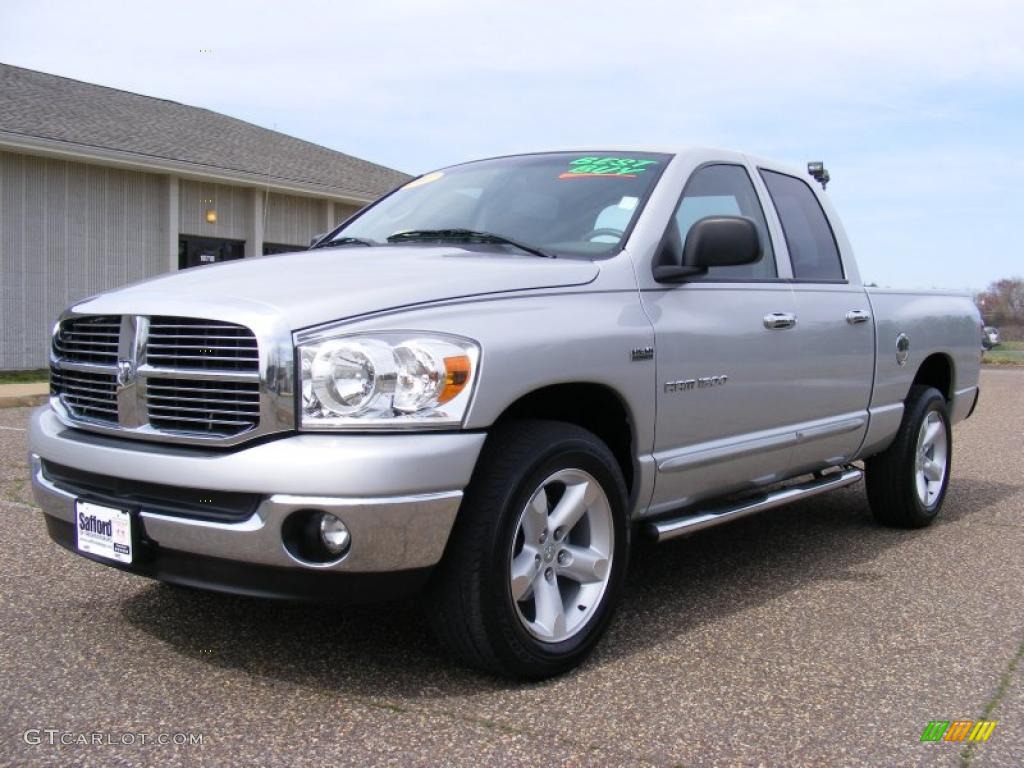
[759,170,844,281]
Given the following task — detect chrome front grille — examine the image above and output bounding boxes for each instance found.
[52,315,121,365]
[147,317,260,372]
[49,367,118,423]
[147,379,261,435]
[49,313,287,445]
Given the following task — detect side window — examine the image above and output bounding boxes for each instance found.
[670,164,776,279]
[760,170,844,281]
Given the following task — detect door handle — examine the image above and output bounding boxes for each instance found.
[763,312,797,330]
[845,309,872,325]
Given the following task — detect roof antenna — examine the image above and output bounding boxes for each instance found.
[807,161,830,190]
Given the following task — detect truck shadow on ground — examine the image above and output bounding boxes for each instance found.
[120,476,1019,699]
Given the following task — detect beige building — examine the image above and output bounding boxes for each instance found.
[0,63,408,370]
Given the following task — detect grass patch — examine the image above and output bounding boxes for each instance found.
[0,369,48,384]
[983,341,1024,366]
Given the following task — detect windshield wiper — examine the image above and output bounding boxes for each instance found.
[312,236,377,249]
[386,229,554,259]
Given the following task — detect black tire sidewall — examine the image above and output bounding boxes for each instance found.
[478,429,629,675]
[903,390,952,522]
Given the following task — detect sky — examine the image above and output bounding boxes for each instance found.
[1,0,1021,292]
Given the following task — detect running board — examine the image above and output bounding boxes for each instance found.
[645,467,864,543]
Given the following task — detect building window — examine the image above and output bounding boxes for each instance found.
[262,242,306,256]
[178,236,245,269]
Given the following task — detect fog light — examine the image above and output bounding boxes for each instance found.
[318,513,350,556]
[282,509,352,564]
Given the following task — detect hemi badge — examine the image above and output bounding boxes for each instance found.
[631,346,654,362]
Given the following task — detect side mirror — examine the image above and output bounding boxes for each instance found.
[653,216,762,283]
[310,232,327,247]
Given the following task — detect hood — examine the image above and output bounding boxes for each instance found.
[72,245,599,330]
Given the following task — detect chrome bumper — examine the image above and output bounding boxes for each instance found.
[29,407,485,574]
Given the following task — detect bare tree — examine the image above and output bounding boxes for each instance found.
[975,277,1024,325]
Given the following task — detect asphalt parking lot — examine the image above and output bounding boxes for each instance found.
[0,368,1021,767]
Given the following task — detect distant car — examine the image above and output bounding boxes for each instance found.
[982,326,1001,350]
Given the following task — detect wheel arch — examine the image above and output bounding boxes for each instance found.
[911,353,954,402]
[492,382,636,501]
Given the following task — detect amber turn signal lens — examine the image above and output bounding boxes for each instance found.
[439,355,471,404]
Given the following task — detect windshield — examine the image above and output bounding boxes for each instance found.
[325,151,671,258]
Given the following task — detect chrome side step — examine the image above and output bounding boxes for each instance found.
[645,467,864,543]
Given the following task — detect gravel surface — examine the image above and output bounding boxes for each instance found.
[1,369,1021,767]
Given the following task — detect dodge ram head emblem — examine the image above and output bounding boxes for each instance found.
[116,359,136,389]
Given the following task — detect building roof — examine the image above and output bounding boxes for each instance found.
[0,63,409,202]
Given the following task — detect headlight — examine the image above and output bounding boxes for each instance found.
[299,332,479,430]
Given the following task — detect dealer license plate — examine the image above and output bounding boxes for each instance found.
[74,500,133,564]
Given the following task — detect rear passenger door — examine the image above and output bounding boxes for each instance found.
[758,169,874,473]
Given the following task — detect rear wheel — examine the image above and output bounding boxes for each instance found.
[866,386,952,528]
[427,420,629,679]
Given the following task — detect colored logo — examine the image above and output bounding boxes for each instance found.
[920,720,997,742]
[559,156,658,179]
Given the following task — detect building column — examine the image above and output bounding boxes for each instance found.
[325,200,334,234]
[167,175,179,272]
[248,189,265,258]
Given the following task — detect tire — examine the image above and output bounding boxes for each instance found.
[866,386,952,528]
[427,419,630,680]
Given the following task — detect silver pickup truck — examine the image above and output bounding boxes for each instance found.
[30,148,981,679]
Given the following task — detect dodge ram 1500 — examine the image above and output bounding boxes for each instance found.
[30,148,982,679]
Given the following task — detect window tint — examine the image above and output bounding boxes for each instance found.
[760,170,844,281]
[670,164,776,279]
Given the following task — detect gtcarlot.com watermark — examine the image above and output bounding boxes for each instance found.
[23,729,204,747]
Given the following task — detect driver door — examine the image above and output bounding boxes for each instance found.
[640,163,803,514]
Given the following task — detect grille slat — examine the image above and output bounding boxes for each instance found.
[148,355,260,364]
[148,402,260,416]
[147,384,256,397]
[59,382,117,397]
[63,397,117,410]
[61,392,117,406]
[57,338,119,346]
[51,315,262,439]
[145,323,252,331]
[148,413,254,427]
[146,334,256,341]
[65,407,118,419]
[148,399,260,411]
[148,344,258,352]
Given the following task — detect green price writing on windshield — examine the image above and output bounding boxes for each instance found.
[559,156,659,179]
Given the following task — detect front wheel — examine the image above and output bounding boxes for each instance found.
[866,386,952,528]
[427,420,629,679]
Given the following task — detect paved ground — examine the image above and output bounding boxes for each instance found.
[0,368,1021,767]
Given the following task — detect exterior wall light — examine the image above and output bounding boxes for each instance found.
[205,209,217,224]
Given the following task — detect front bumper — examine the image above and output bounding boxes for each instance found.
[29,407,486,598]
[42,514,434,602]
